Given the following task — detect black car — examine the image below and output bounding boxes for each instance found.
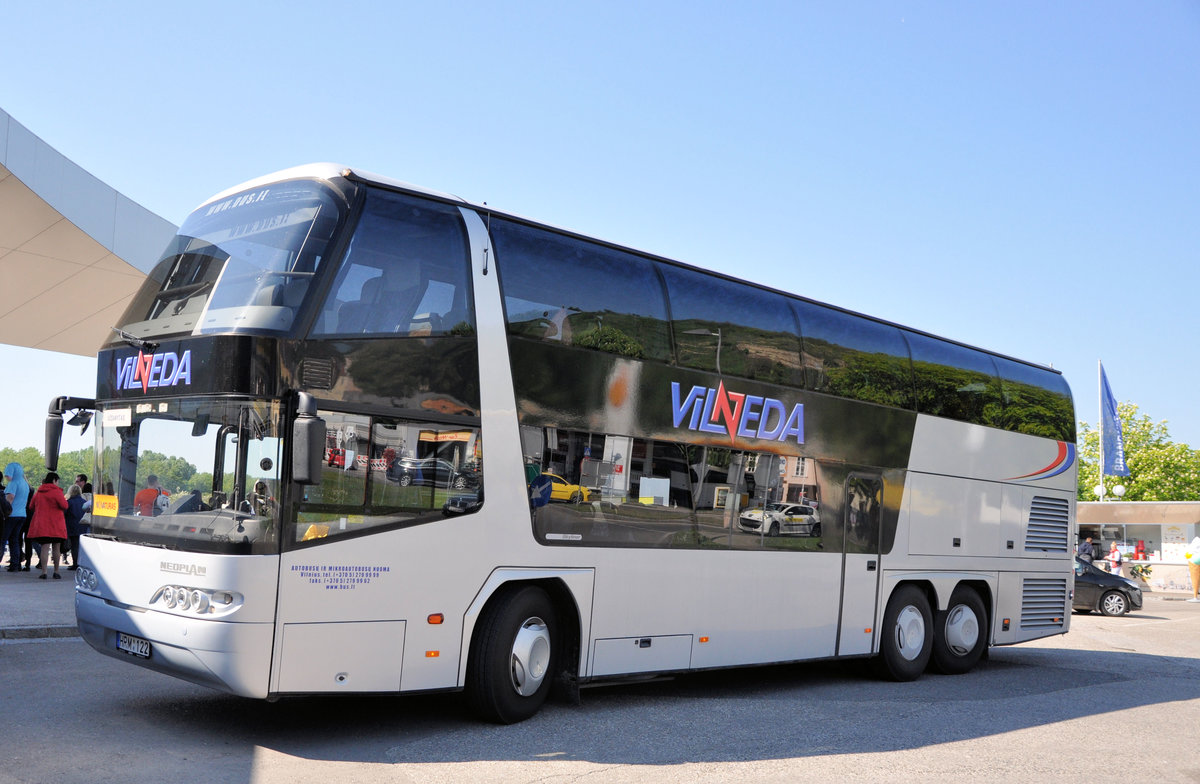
[1073,556,1143,616]
[387,457,478,489]
[442,490,482,516]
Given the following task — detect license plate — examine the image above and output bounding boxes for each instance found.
[117,632,151,659]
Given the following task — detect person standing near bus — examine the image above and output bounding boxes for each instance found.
[3,463,31,572]
[1108,542,1123,576]
[28,472,68,580]
[64,483,86,570]
[0,475,8,567]
[1077,536,1095,564]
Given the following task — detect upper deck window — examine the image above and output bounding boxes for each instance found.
[493,219,671,362]
[993,356,1075,441]
[906,331,1003,426]
[312,188,474,338]
[660,264,803,384]
[110,180,345,343]
[795,301,915,408]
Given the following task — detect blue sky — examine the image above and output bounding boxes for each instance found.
[2,2,1199,457]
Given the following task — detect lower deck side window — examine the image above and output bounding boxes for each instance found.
[523,426,831,552]
[292,410,482,545]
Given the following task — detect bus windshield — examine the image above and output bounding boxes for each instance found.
[108,179,348,343]
[92,398,284,554]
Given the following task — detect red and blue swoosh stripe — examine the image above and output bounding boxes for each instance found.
[1007,441,1075,481]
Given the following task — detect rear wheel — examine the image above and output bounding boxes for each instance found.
[467,586,558,724]
[875,584,932,681]
[1100,590,1129,616]
[929,586,987,674]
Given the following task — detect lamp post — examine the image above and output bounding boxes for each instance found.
[683,328,722,374]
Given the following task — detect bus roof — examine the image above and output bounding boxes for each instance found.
[201,164,1063,377]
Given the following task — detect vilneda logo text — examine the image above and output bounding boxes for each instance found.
[671,381,804,445]
[115,350,193,393]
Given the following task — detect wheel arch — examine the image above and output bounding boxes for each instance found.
[953,578,994,638]
[458,568,594,690]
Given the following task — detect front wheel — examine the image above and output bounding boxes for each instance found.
[1100,590,1129,616]
[875,584,932,681]
[399,474,413,487]
[569,491,583,504]
[467,586,558,724]
[929,586,987,674]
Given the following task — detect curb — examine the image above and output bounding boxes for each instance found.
[1,625,80,640]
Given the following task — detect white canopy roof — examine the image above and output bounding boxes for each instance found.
[0,107,176,357]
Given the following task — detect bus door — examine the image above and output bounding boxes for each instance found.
[836,473,883,656]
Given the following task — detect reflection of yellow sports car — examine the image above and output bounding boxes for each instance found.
[544,473,591,504]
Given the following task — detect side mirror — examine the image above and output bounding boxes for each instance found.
[45,413,64,471]
[291,393,326,485]
[45,396,95,472]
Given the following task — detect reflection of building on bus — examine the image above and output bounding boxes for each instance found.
[57,164,1076,727]
[781,456,819,506]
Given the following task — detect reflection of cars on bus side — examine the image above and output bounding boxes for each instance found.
[442,491,482,516]
[387,457,478,489]
[738,502,820,537]
[1072,556,1143,616]
[544,472,591,503]
[326,447,356,469]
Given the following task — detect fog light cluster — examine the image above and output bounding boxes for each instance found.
[150,585,236,615]
[74,566,99,592]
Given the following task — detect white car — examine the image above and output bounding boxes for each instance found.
[738,502,821,537]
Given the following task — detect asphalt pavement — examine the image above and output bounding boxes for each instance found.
[0,556,79,639]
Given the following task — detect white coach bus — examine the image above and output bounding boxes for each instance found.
[48,164,1076,723]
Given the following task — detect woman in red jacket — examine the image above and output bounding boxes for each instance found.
[28,472,68,580]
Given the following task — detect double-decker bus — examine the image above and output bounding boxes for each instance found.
[49,164,1076,723]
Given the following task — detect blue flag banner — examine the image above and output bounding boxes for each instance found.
[1100,364,1130,477]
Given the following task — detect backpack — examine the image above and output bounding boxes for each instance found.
[0,487,10,519]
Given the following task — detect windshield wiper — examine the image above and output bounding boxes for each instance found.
[152,278,213,302]
[111,327,159,353]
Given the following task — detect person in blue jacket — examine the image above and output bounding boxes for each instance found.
[3,463,31,571]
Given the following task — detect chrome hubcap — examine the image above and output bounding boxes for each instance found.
[510,617,551,696]
[895,605,926,661]
[943,604,979,656]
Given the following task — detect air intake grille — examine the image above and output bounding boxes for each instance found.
[301,358,334,390]
[1020,578,1067,629]
[1025,496,1070,553]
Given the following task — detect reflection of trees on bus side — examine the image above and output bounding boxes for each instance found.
[574,324,645,359]
[673,319,802,386]
[337,338,481,413]
[808,339,1074,441]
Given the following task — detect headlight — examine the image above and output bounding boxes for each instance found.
[150,584,241,615]
[74,566,100,592]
